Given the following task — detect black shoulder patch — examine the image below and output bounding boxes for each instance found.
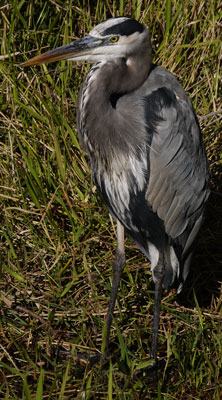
[144,87,177,134]
[110,92,125,109]
[103,19,144,37]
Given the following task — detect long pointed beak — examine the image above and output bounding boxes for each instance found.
[22,36,102,67]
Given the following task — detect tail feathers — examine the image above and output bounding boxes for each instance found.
[149,243,193,293]
[177,251,193,293]
[145,241,193,292]
[149,243,180,288]
[163,245,180,288]
[162,245,193,293]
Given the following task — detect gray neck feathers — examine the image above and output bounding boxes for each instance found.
[77,42,152,163]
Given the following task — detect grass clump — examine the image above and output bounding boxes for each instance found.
[0,0,221,398]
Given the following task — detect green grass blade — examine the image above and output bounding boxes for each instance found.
[165,0,171,36]
[3,265,26,282]
[0,362,24,378]
[35,369,44,400]
[23,376,32,400]
[107,360,113,400]
[59,360,70,400]
[193,290,204,329]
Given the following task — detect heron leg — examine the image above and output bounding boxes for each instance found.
[134,253,165,383]
[150,252,164,363]
[102,220,125,357]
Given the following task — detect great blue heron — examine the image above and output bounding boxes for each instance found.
[23,17,209,372]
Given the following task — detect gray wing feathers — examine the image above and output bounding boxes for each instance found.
[146,96,208,241]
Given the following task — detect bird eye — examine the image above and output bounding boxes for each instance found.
[109,36,119,43]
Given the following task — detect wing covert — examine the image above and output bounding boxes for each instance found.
[145,87,209,241]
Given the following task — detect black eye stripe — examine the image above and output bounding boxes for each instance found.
[102,19,144,37]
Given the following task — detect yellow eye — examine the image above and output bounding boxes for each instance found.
[109,36,119,43]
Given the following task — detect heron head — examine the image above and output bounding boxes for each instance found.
[22,17,151,67]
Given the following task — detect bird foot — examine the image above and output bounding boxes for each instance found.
[75,350,106,367]
[133,359,158,386]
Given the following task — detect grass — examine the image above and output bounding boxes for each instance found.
[0,0,222,398]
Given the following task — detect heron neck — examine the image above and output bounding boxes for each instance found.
[78,46,152,158]
[102,48,152,95]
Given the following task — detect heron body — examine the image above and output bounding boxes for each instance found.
[77,19,209,292]
[23,17,209,371]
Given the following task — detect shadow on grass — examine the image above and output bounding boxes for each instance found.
[178,189,222,308]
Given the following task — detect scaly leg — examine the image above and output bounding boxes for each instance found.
[102,220,125,356]
[133,251,164,381]
[150,251,164,383]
